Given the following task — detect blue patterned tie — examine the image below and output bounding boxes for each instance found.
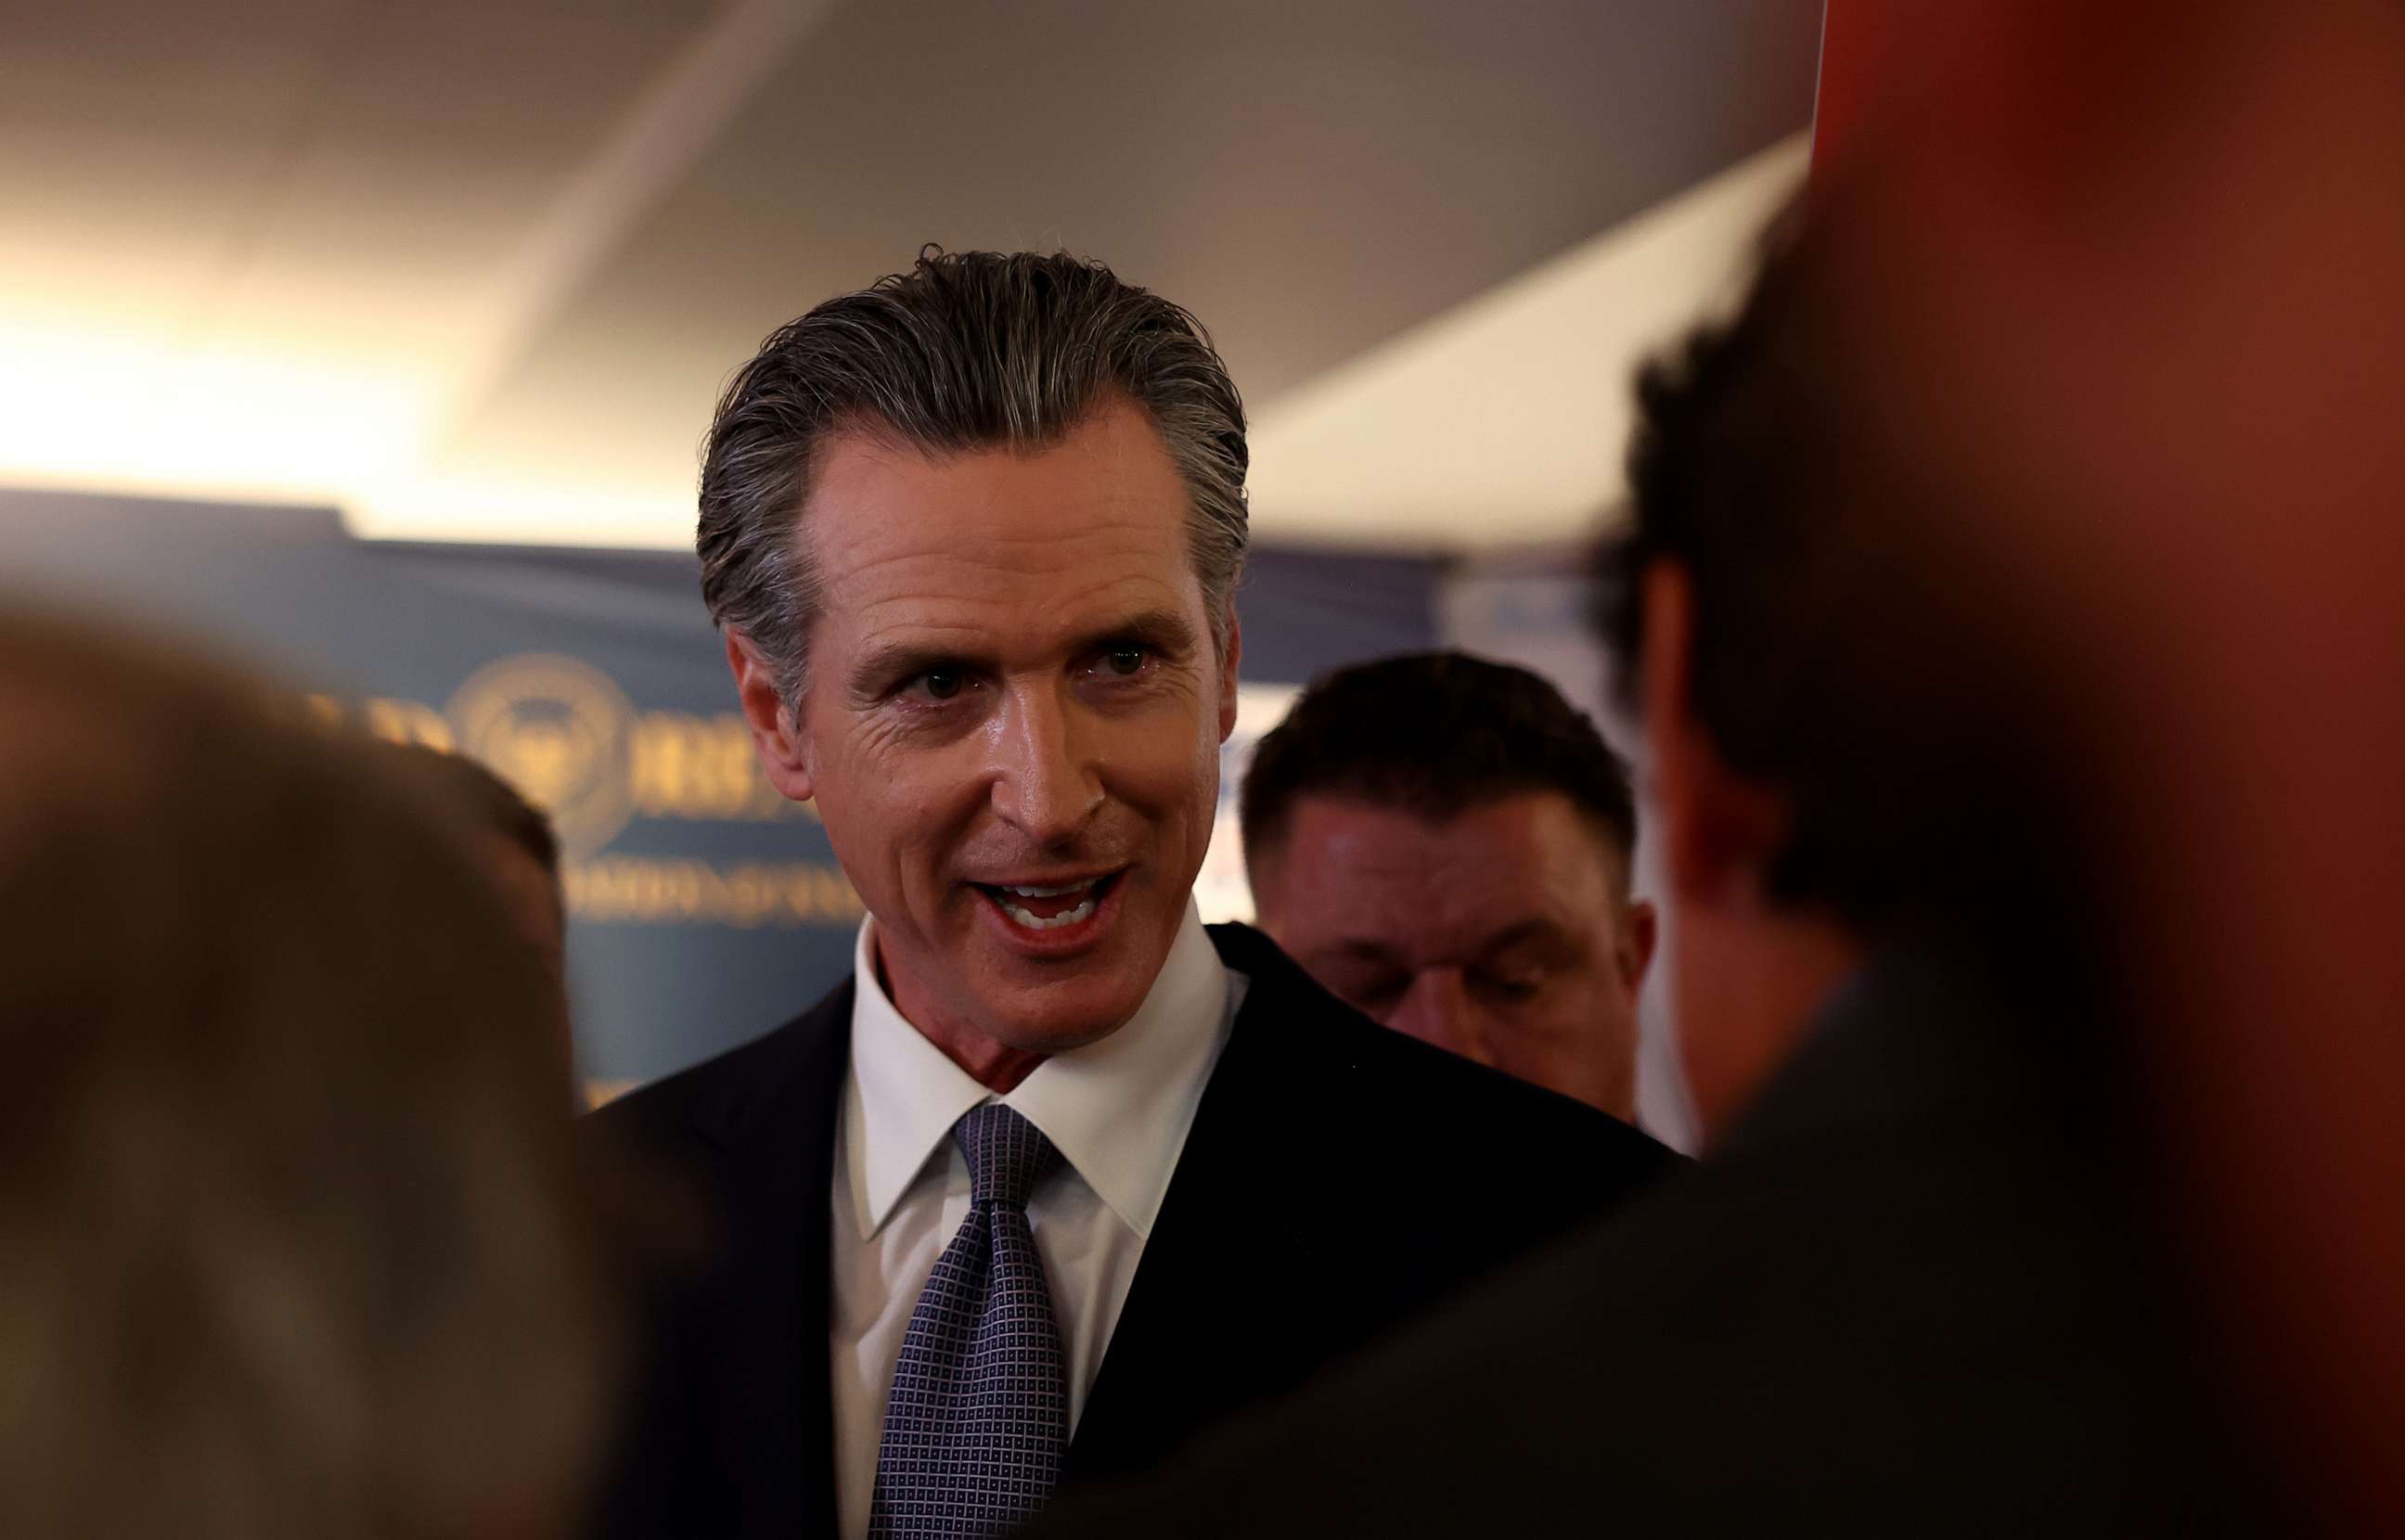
[868,1104,1069,1538]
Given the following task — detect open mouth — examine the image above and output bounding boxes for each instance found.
[971,872,1123,931]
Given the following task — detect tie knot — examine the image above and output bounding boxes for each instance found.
[953,1104,1061,1209]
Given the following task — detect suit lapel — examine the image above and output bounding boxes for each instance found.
[663,931,1364,1506]
[687,980,854,1536]
[1064,933,1358,1482]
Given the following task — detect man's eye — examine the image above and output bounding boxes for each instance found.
[1477,970,1545,1004]
[1100,645,1148,677]
[917,668,964,700]
[1344,975,1408,1008]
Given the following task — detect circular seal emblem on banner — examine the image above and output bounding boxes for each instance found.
[447,653,637,859]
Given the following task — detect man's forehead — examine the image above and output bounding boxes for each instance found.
[1275,795,1623,920]
[823,515,1188,598]
[1293,896,1582,972]
[803,415,1195,596]
[803,430,1212,663]
[807,402,1184,528]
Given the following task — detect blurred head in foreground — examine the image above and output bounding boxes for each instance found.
[0,611,617,1539]
[1793,2,2405,1522]
[1241,652,1654,1117]
[1598,191,2108,1141]
[1617,0,2405,1517]
[378,741,571,1059]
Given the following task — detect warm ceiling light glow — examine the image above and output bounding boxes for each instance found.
[344,473,696,548]
[0,309,435,507]
[1,133,1805,554]
[1244,133,1808,548]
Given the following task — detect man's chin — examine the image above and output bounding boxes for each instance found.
[984,1021,1123,1059]
[977,985,1150,1058]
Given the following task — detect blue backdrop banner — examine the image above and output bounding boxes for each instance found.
[4,488,1440,1095]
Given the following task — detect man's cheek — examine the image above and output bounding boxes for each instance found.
[1101,760,1189,824]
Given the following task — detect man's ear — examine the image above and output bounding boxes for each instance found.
[725,629,816,804]
[1242,839,1282,938]
[1618,897,1661,995]
[1215,609,1243,744]
[1640,560,1787,909]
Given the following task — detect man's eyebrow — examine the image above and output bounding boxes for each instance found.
[845,639,985,699]
[1474,918,1570,959]
[842,610,1199,700]
[1314,938,1408,969]
[1069,609,1199,656]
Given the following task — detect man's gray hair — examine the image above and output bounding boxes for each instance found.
[697,249,1250,702]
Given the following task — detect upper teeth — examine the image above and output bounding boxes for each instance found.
[1004,880,1093,897]
[998,897,1096,930]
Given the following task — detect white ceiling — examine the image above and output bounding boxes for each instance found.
[0,0,1819,552]
[1246,134,1807,545]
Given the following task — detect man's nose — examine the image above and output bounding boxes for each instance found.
[1386,970,1491,1067]
[988,683,1102,844]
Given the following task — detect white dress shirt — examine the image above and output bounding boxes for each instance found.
[829,902,1245,1540]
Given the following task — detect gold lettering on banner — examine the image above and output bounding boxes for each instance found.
[562,857,865,929]
[628,712,814,821]
[326,655,824,847]
[354,699,809,823]
[447,656,637,857]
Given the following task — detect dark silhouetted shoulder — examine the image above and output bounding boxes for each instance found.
[596,979,854,1157]
[1033,951,2294,1539]
[587,980,855,1540]
[1195,921,1683,1303]
[1205,919,1679,1199]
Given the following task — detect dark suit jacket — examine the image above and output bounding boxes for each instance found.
[1034,948,2297,1537]
[592,921,1680,1538]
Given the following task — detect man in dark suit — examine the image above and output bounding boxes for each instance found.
[1032,178,2301,1535]
[593,250,1678,1539]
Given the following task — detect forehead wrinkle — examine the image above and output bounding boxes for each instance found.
[815,510,1185,597]
[966,507,1168,546]
[829,538,1175,601]
[846,570,1193,658]
[845,557,1185,617]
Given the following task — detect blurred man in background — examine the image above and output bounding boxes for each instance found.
[0,611,618,1540]
[1240,652,1655,1118]
[381,740,573,1059]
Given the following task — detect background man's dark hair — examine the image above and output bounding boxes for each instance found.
[1597,202,2084,958]
[381,740,561,879]
[1241,651,1638,886]
[698,248,1250,704]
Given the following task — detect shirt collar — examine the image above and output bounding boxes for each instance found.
[845,902,1230,1242]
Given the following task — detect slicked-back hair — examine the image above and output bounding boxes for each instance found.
[1240,651,1639,891]
[697,248,1251,703]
